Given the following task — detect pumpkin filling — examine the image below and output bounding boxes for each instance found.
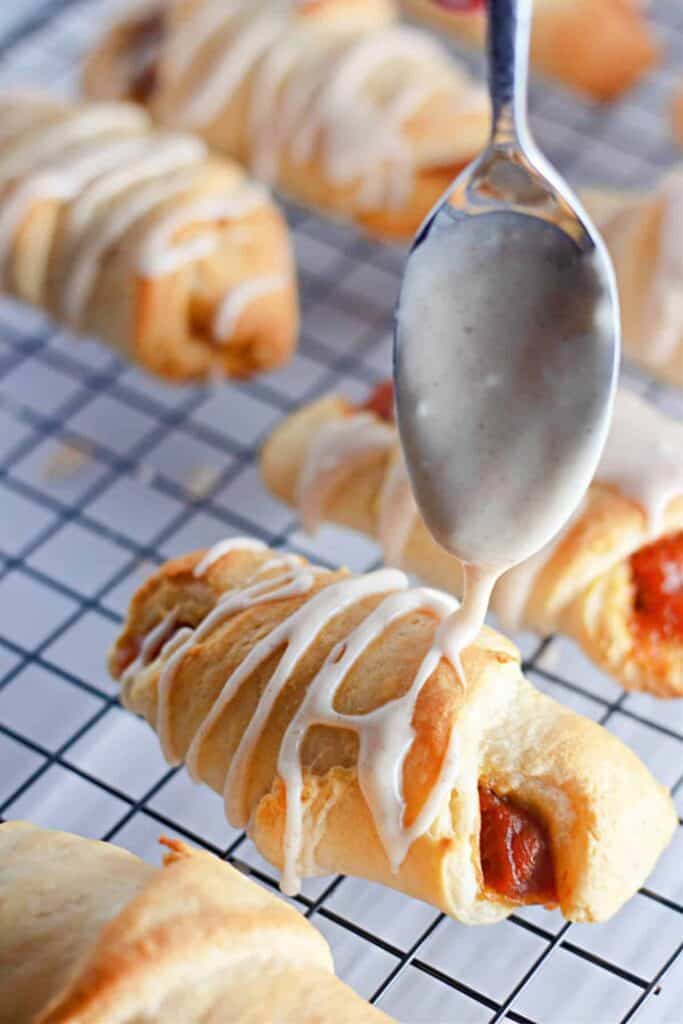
[630,531,683,644]
[359,378,395,422]
[479,786,556,904]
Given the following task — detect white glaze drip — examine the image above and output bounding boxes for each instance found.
[180,12,285,127]
[158,543,322,763]
[62,168,202,328]
[137,186,268,278]
[64,135,205,242]
[297,414,395,534]
[278,584,460,894]
[194,536,267,577]
[168,0,245,80]
[0,94,284,341]
[0,136,153,284]
[213,273,287,344]
[0,104,148,185]
[141,537,468,895]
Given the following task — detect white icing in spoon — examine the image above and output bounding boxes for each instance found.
[395,212,616,664]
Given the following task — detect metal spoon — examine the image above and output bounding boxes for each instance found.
[394,0,620,593]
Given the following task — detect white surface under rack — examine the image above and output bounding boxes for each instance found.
[0,2,681,1022]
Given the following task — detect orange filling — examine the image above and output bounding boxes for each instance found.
[360,378,395,422]
[630,531,683,644]
[479,787,556,904]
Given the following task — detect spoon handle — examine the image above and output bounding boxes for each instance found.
[487,0,532,147]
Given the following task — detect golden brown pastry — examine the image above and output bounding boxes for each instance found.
[110,536,676,925]
[401,0,658,101]
[582,171,683,389]
[0,91,298,383]
[261,381,683,697]
[83,0,490,242]
[0,821,391,1024]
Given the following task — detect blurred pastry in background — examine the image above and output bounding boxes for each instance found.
[83,0,490,242]
[401,0,658,101]
[0,92,298,383]
[0,822,391,1023]
[262,382,683,697]
[583,170,683,389]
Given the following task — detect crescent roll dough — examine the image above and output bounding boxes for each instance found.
[582,171,683,389]
[83,0,490,241]
[0,91,298,383]
[109,537,676,925]
[0,821,391,1024]
[261,382,683,697]
[401,0,658,101]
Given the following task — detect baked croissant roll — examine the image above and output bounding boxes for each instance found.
[110,537,676,925]
[401,0,658,101]
[0,91,298,382]
[0,822,391,1024]
[83,0,490,241]
[262,381,683,697]
[582,171,683,389]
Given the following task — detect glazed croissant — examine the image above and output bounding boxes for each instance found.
[0,91,297,382]
[582,170,683,389]
[262,381,683,697]
[401,0,658,101]
[0,821,391,1024]
[83,0,490,241]
[110,537,676,926]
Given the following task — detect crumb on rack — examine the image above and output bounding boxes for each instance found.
[185,463,221,500]
[41,440,93,482]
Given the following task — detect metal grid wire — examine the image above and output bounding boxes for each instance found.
[0,1,682,1021]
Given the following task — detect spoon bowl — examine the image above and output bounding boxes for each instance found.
[394,0,620,574]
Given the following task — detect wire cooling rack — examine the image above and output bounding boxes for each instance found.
[0,2,682,1022]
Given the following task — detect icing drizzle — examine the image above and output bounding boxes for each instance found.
[160,0,486,210]
[0,97,277,346]
[143,537,465,895]
[295,388,683,632]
